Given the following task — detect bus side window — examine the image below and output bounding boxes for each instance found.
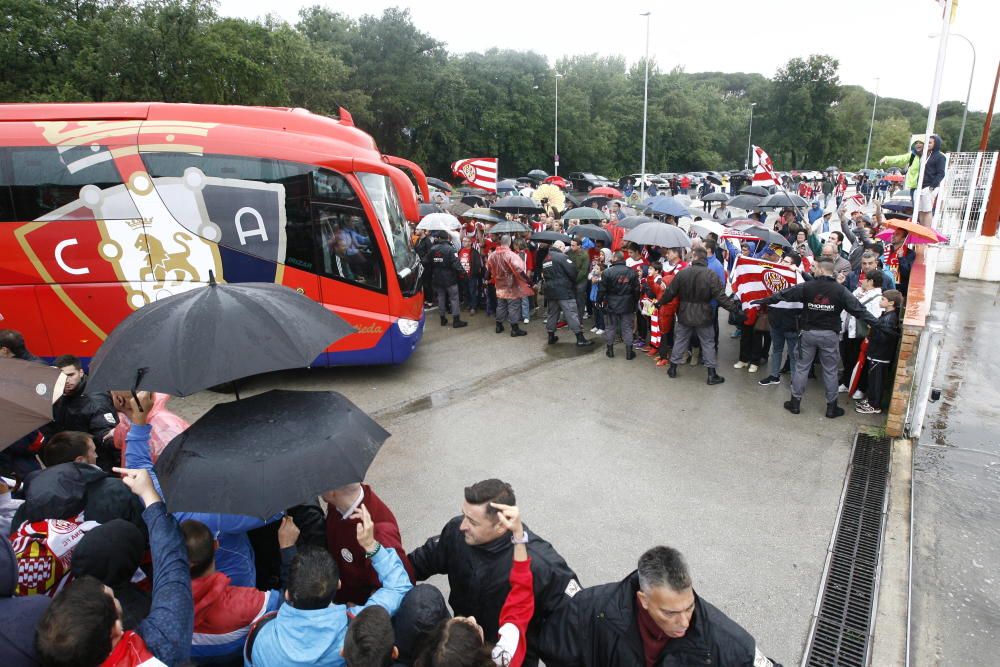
[0,146,126,222]
[313,204,382,289]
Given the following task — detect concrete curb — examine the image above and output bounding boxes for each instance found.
[871,438,912,666]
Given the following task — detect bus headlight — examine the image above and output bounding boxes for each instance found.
[397,318,420,336]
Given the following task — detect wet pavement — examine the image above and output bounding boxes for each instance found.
[172,309,883,664]
[911,275,1000,665]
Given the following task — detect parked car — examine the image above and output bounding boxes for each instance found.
[567,171,615,192]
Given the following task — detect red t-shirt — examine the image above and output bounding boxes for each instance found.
[458,247,473,274]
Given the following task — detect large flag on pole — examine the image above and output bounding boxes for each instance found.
[729,255,799,310]
[751,144,779,188]
[451,157,498,193]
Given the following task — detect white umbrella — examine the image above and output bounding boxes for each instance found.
[691,219,727,238]
[417,212,462,232]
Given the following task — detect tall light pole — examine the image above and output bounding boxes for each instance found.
[744,102,757,170]
[950,34,976,152]
[554,72,562,176]
[864,78,879,170]
[639,11,651,198]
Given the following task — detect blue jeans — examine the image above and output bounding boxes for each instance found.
[463,277,481,310]
[769,325,798,377]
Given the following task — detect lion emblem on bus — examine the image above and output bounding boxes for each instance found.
[137,232,199,290]
[761,269,790,294]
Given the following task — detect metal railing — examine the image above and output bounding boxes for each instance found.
[932,151,998,245]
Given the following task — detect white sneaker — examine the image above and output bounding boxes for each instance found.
[852,390,865,400]
[523,318,530,324]
[838,384,849,393]
[594,329,605,335]
[748,364,758,373]
[590,327,598,333]
[734,361,749,369]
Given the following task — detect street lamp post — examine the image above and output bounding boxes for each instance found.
[640,11,650,198]
[952,34,976,152]
[554,73,562,176]
[864,78,880,170]
[744,102,757,170]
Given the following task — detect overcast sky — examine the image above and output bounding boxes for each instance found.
[217,0,999,113]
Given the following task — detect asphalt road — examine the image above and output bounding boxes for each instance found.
[171,309,882,664]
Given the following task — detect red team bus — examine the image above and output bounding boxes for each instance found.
[0,103,430,366]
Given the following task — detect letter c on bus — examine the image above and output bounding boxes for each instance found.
[55,239,90,276]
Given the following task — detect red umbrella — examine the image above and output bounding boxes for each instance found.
[883,173,904,183]
[725,218,765,228]
[589,186,623,198]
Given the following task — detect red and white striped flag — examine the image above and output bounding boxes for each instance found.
[451,157,498,193]
[729,255,800,310]
[751,144,779,188]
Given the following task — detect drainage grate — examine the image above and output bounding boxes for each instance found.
[803,432,892,667]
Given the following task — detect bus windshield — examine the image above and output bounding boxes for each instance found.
[358,172,420,283]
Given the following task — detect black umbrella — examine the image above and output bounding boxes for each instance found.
[739,169,753,177]
[448,201,471,216]
[515,176,536,185]
[527,169,549,180]
[563,207,608,222]
[457,186,488,195]
[531,231,572,243]
[461,195,487,207]
[824,166,839,172]
[426,177,452,192]
[617,215,656,229]
[497,179,518,193]
[727,194,763,210]
[491,195,543,215]
[759,192,809,208]
[623,222,692,248]
[568,225,611,244]
[88,275,355,396]
[0,358,66,449]
[154,390,388,519]
[739,185,770,197]
[488,219,532,234]
[706,175,723,185]
[744,227,791,248]
[463,207,506,224]
[419,203,442,217]
[701,192,729,203]
[580,196,609,208]
[563,193,582,207]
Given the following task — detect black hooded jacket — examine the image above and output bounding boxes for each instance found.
[408,516,581,664]
[656,259,742,328]
[0,533,50,667]
[11,462,146,535]
[425,241,466,288]
[48,377,119,470]
[537,572,783,667]
[71,519,151,630]
[541,249,578,300]
[598,260,640,314]
[922,134,947,189]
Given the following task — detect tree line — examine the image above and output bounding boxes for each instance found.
[5,0,999,179]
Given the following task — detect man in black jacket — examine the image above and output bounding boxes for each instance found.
[756,257,881,418]
[424,232,468,329]
[48,355,119,472]
[407,479,581,667]
[598,251,640,359]
[538,545,782,667]
[657,247,742,385]
[542,241,593,347]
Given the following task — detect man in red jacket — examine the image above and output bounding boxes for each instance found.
[322,483,415,605]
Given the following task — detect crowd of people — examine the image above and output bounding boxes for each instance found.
[412,188,909,416]
[0,339,785,667]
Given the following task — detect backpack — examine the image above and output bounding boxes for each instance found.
[11,515,99,596]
